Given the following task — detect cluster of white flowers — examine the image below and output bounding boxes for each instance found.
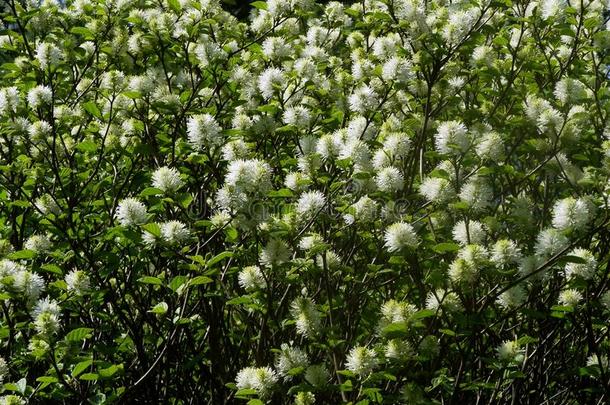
[490,239,521,267]
[258,68,286,99]
[235,366,279,397]
[24,234,52,254]
[384,222,419,252]
[558,289,583,307]
[0,87,19,116]
[260,239,291,268]
[115,198,148,226]
[535,228,568,258]
[551,197,591,232]
[32,297,60,336]
[375,166,404,192]
[452,220,486,246]
[152,167,183,194]
[435,121,470,155]
[296,191,326,219]
[345,346,378,376]
[290,297,321,337]
[3,0,610,400]
[27,85,52,108]
[159,221,190,245]
[564,248,597,280]
[186,114,222,150]
[458,176,492,210]
[238,266,266,291]
[496,340,523,362]
[35,42,62,69]
[497,286,527,309]
[420,177,453,203]
[275,344,309,379]
[65,270,90,295]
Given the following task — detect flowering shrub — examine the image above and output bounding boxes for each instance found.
[1,0,610,403]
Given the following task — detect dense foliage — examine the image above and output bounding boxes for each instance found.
[2,0,610,403]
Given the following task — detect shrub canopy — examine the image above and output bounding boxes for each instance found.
[1,0,610,403]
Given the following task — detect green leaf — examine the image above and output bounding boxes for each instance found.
[235,388,257,396]
[411,309,436,320]
[381,322,408,339]
[138,276,163,285]
[123,91,142,99]
[40,264,62,275]
[250,1,267,10]
[7,250,35,260]
[439,328,456,336]
[140,187,163,197]
[149,302,168,314]
[36,376,58,384]
[551,305,574,313]
[190,276,213,286]
[76,140,98,153]
[225,227,238,242]
[82,101,102,119]
[268,188,294,198]
[79,373,99,381]
[177,192,193,209]
[207,251,233,268]
[72,360,93,377]
[226,296,252,306]
[70,26,94,38]
[65,327,94,341]
[141,223,161,238]
[556,255,587,265]
[169,275,188,292]
[168,0,182,13]
[432,243,460,254]
[99,364,121,378]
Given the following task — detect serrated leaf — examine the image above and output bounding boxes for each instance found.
[7,250,35,260]
[190,276,213,286]
[235,388,257,396]
[70,26,93,38]
[168,0,181,13]
[177,193,193,209]
[556,255,587,265]
[98,364,120,378]
[82,101,101,119]
[40,264,62,275]
[433,242,460,254]
[268,188,294,198]
[141,223,161,237]
[440,328,456,336]
[79,373,99,381]
[76,140,98,153]
[138,276,163,285]
[412,309,436,320]
[149,302,168,314]
[65,327,94,341]
[381,322,408,339]
[250,1,267,10]
[36,376,58,383]
[170,275,187,292]
[140,187,163,197]
[226,296,252,306]
[207,251,233,267]
[72,359,93,377]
